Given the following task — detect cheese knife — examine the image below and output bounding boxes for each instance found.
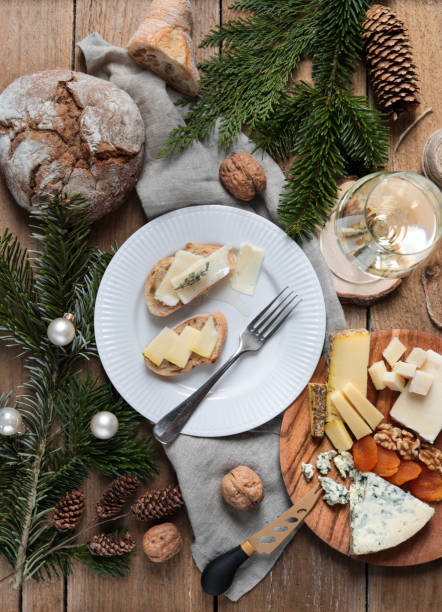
[201,483,322,595]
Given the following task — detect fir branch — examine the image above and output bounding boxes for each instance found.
[72,545,132,577]
[158,0,389,238]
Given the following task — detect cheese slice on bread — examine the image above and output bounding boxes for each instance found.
[145,243,235,316]
[143,312,227,376]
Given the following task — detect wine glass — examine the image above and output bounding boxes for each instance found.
[334,171,442,279]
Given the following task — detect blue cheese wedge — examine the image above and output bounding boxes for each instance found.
[319,476,349,505]
[316,450,337,475]
[349,472,434,555]
[301,462,315,482]
[333,451,355,479]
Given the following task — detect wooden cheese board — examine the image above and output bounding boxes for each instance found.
[280,329,442,566]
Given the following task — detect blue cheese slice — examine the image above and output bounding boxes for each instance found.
[155,250,203,306]
[333,451,355,479]
[316,450,337,475]
[301,462,315,482]
[319,476,349,505]
[349,472,434,555]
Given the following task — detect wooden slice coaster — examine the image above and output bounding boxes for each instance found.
[318,179,402,305]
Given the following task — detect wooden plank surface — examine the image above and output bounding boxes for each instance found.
[0,1,440,611]
[0,1,73,611]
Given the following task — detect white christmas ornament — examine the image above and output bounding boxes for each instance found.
[47,313,76,347]
[0,407,25,436]
[90,411,119,440]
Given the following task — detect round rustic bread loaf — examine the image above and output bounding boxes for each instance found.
[0,69,145,221]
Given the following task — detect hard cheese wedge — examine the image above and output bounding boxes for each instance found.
[349,472,434,555]
[330,391,372,439]
[175,245,232,304]
[165,325,202,368]
[390,349,442,443]
[143,327,178,366]
[342,382,384,429]
[192,317,218,358]
[155,250,203,306]
[324,419,353,452]
[326,329,370,420]
[230,243,264,295]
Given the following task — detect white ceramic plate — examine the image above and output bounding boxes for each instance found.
[94,206,326,437]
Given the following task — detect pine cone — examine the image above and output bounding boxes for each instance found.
[363,4,419,120]
[132,485,184,522]
[88,532,136,557]
[52,489,85,532]
[96,474,141,519]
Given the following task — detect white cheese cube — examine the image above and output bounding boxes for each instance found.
[425,350,442,373]
[230,243,264,295]
[383,337,406,367]
[368,360,387,390]
[406,347,427,368]
[393,361,417,379]
[143,328,178,366]
[383,371,405,392]
[409,370,434,396]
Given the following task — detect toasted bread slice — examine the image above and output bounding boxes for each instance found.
[145,243,235,317]
[144,311,227,376]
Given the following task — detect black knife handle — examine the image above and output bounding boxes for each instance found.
[201,545,250,595]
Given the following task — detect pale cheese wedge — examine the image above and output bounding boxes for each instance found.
[342,382,383,430]
[230,243,264,295]
[326,329,370,420]
[330,391,372,439]
[192,317,218,358]
[143,327,178,366]
[165,325,201,368]
[155,250,203,306]
[175,245,232,304]
[324,419,353,452]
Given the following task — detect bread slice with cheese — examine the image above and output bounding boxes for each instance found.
[144,312,227,376]
[145,243,235,317]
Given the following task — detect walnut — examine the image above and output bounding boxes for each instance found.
[419,444,442,474]
[219,153,267,201]
[221,465,264,511]
[142,522,182,563]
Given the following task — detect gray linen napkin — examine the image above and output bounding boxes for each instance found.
[79,33,346,601]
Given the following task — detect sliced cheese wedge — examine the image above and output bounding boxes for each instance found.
[326,329,370,420]
[175,245,232,304]
[143,327,178,366]
[192,317,218,358]
[324,418,353,452]
[165,325,201,369]
[342,382,383,430]
[230,243,264,295]
[330,391,372,439]
[155,250,203,306]
[350,472,434,555]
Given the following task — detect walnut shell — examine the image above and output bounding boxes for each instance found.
[220,465,264,511]
[219,153,267,201]
[142,522,182,563]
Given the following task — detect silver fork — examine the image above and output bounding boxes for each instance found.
[153,287,302,445]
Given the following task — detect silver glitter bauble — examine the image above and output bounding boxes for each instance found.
[0,407,24,436]
[90,411,119,440]
[47,313,76,347]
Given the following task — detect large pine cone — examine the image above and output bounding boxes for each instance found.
[363,4,419,120]
[96,474,140,519]
[132,485,184,521]
[88,532,136,557]
[52,489,86,532]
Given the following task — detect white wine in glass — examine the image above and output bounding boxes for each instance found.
[335,172,442,278]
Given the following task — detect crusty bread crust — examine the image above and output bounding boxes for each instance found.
[144,311,227,376]
[144,243,236,317]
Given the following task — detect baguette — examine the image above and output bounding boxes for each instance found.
[145,243,235,317]
[144,312,227,376]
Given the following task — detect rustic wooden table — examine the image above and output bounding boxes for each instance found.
[0,1,440,611]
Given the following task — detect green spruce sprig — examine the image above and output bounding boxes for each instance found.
[0,195,157,587]
[158,0,388,239]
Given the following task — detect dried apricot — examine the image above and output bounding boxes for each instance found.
[352,435,378,472]
[408,466,442,502]
[387,460,421,486]
[372,446,400,477]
